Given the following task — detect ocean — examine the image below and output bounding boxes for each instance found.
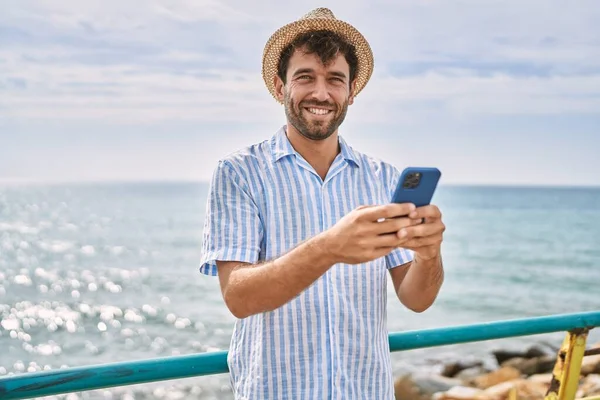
[0,182,599,399]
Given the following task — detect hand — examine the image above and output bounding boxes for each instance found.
[396,204,445,261]
[321,203,424,265]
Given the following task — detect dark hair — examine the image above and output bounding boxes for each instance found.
[276,30,359,85]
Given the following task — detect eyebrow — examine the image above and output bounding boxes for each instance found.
[329,71,347,79]
[292,68,347,80]
[292,68,314,77]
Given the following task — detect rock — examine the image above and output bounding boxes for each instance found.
[513,379,548,400]
[492,350,527,365]
[578,374,600,397]
[501,356,555,376]
[480,379,523,400]
[524,343,557,358]
[455,366,491,383]
[492,343,558,365]
[537,340,561,353]
[394,374,427,400]
[581,353,600,376]
[394,373,462,400]
[527,373,553,386]
[433,386,483,400]
[413,374,464,395]
[442,361,484,378]
[481,379,548,400]
[513,381,549,400]
[472,366,522,389]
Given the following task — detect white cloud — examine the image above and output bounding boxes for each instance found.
[4,51,598,125]
[1,61,279,123]
[1,0,599,124]
[356,72,600,116]
[2,72,598,125]
[153,0,259,23]
[4,0,256,29]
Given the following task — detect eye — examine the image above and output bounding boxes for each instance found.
[297,75,312,80]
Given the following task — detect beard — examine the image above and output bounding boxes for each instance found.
[284,91,349,141]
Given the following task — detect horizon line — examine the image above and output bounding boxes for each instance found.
[0,178,599,190]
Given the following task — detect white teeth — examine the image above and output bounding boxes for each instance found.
[307,108,331,115]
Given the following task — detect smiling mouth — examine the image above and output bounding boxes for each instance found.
[304,107,333,116]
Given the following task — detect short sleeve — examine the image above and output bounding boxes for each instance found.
[384,165,414,269]
[199,160,264,276]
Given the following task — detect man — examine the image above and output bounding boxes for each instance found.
[199,7,445,399]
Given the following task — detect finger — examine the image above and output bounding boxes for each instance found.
[360,203,416,221]
[400,234,443,249]
[361,242,396,260]
[373,217,422,235]
[371,228,434,248]
[369,233,407,249]
[355,204,374,211]
[371,228,443,251]
[398,221,445,240]
[408,204,442,220]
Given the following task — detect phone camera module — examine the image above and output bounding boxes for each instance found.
[402,172,421,189]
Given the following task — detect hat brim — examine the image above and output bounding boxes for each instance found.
[262,18,374,103]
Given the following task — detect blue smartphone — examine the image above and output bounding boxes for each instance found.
[391,167,441,207]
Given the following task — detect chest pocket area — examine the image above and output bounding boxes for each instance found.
[329,169,390,221]
[325,173,391,293]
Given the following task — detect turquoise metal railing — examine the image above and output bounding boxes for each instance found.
[1,310,599,399]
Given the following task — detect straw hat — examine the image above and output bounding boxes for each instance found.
[262,7,374,103]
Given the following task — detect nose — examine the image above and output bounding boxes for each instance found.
[311,77,331,102]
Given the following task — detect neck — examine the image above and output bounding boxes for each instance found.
[285,123,340,180]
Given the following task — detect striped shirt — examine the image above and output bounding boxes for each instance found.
[200,126,413,399]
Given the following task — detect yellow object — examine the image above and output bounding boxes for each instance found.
[545,329,589,400]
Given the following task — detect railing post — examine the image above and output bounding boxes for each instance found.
[545,328,589,400]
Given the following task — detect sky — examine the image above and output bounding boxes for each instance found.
[1,0,599,187]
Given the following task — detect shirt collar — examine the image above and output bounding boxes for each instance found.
[272,126,296,162]
[271,126,360,167]
[338,135,360,167]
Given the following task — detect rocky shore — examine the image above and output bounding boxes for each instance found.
[394,341,600,400]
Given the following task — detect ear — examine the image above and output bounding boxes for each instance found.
[274,75,285,102]
[348,79,357,105]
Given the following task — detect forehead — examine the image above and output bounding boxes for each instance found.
[287,48,350,75]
